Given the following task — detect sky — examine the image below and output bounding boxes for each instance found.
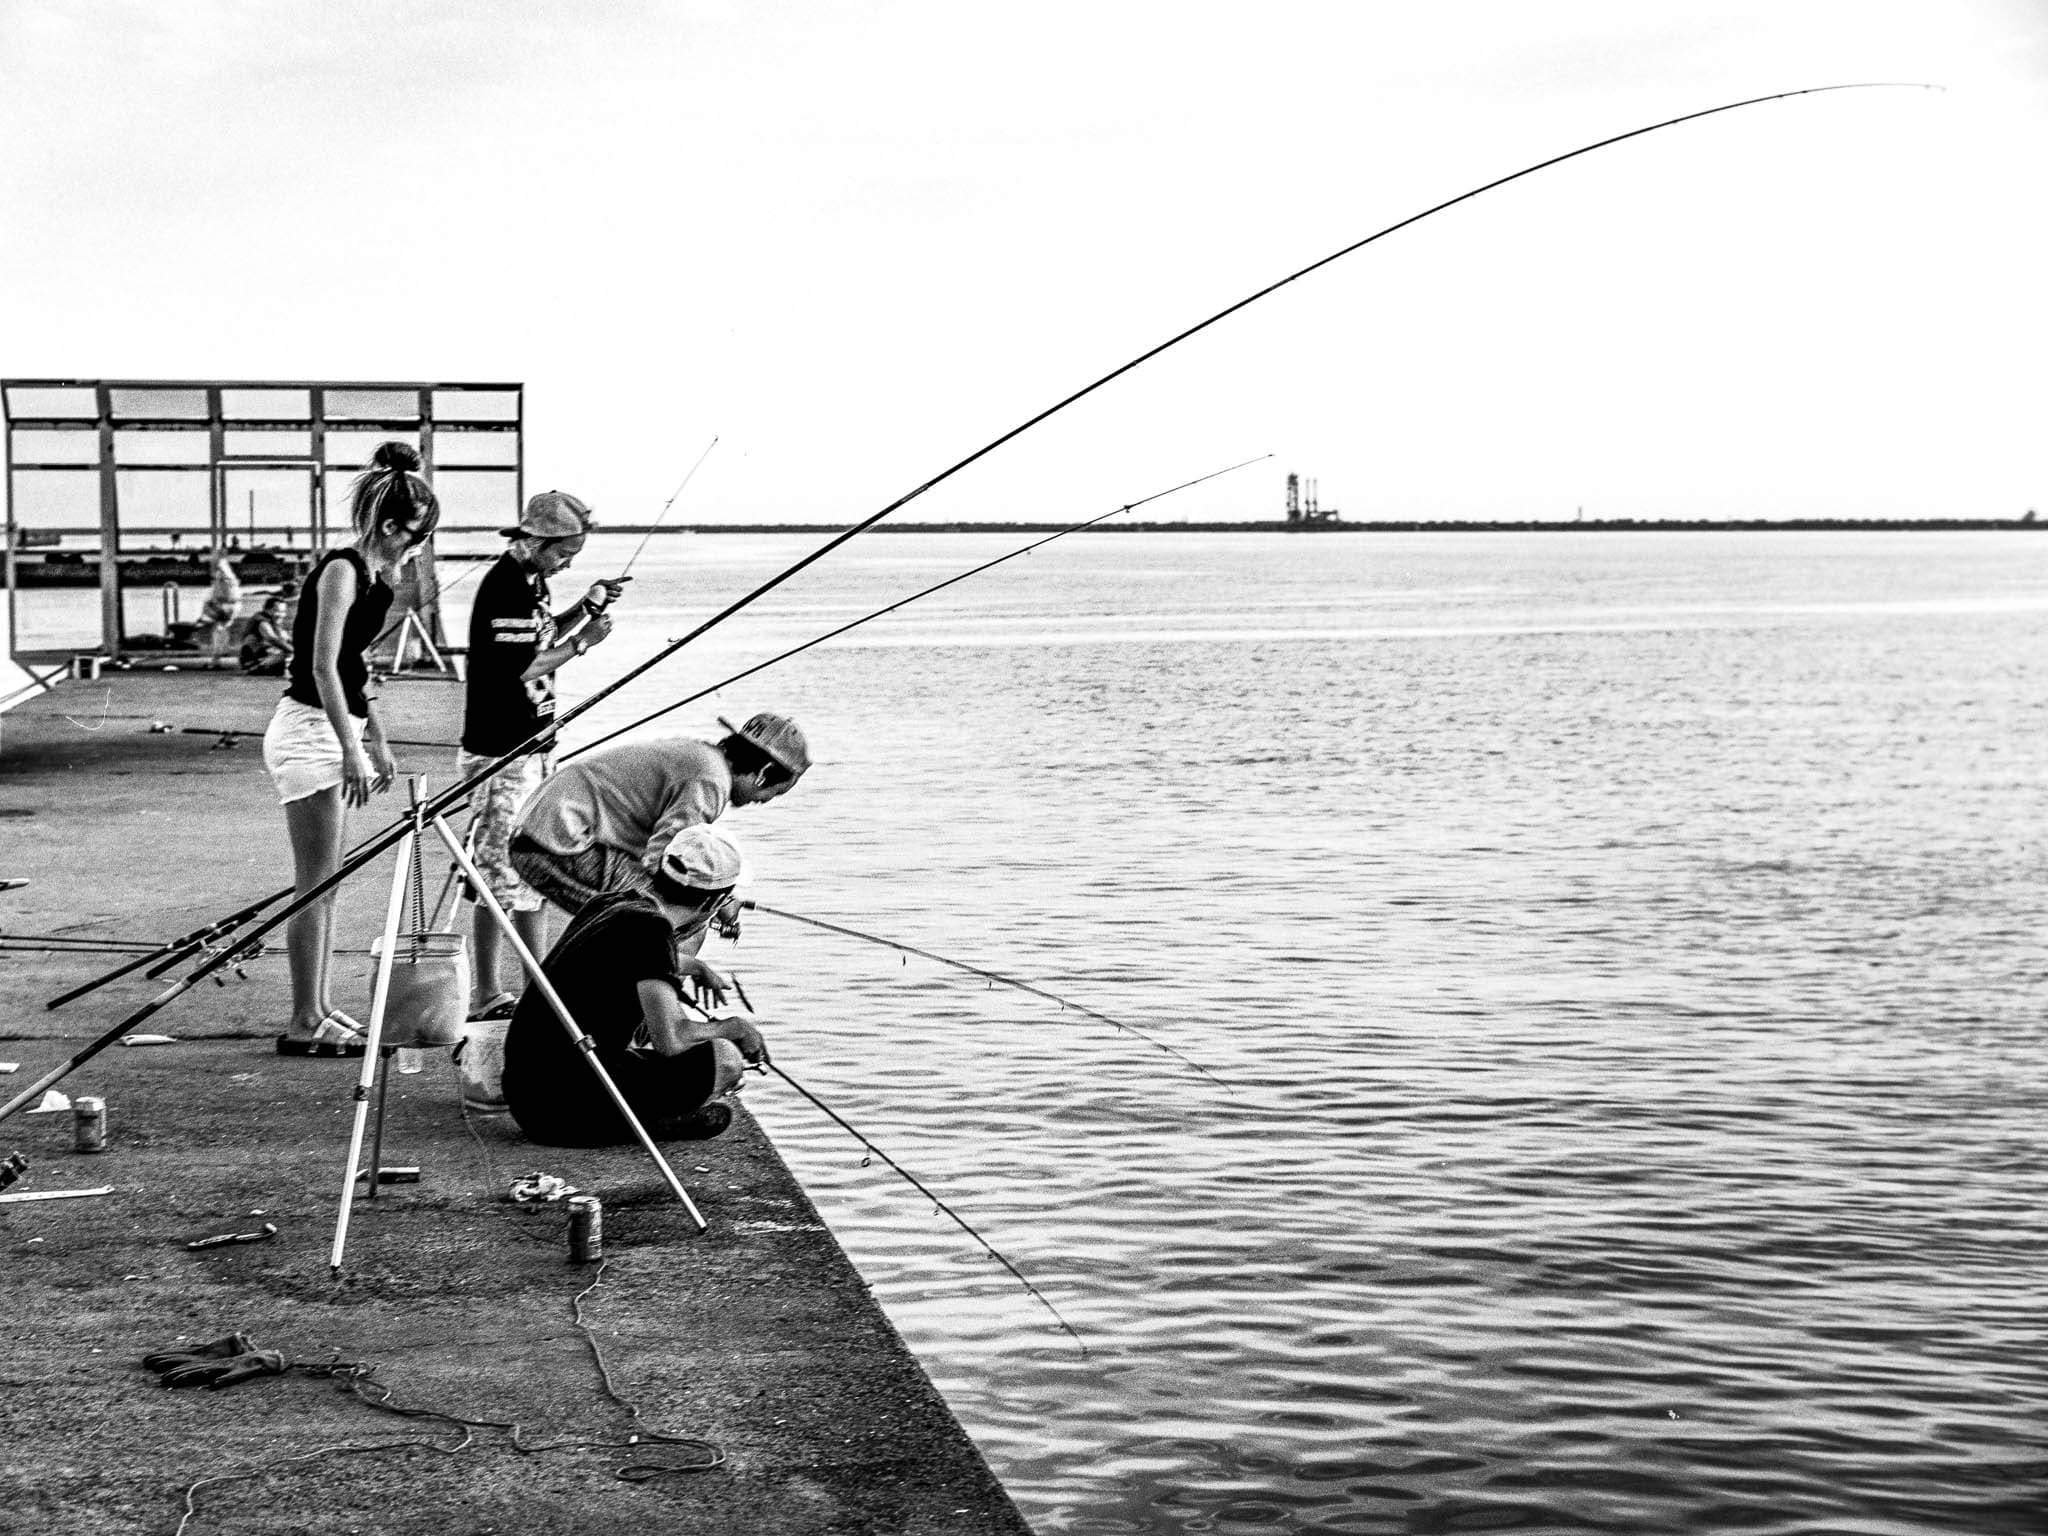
[0,0,2043,525]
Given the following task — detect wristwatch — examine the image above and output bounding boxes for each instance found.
[572,636,588,657]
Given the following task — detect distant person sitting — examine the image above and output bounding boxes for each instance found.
[507,712,810,920]
[238,595,292,677]
[198,553,243,669]
[501,827,767,1147]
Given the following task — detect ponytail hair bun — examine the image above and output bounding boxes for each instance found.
[348,439,440,541]
[373,440,423,475]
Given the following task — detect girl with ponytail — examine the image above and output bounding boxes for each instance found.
[261,440,440,1055]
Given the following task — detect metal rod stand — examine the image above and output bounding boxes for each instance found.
[367,1046,396,1201]
[426,813,706,1230]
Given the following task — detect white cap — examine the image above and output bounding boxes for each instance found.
[659,826,743,891]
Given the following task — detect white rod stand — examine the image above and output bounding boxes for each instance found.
[329,828,413,1273]
[428,813,706,1230]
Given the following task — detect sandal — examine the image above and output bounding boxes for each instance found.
[275,1012,368,1058]
[466,992,519,1022]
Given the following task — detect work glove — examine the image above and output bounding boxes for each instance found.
[159,1349,286,1390]
[142,1332,254,1375]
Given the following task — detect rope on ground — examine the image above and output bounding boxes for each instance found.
[168,1248,723,1529]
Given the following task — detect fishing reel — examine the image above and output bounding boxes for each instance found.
[710,897,743,944]
[196,937,263,986]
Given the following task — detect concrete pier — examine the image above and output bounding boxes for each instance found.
[0,667,1032,1535]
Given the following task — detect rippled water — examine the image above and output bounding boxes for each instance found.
[494,528,2047,1531]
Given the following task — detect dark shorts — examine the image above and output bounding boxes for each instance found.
[507,834,654,919]
[508,1038,721,1148]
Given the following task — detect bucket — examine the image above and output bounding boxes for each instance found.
[367,932,471,1049]
[455,1016,511,1116]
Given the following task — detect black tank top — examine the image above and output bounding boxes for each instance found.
[284,549,393,719]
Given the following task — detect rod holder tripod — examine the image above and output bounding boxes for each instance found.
[328,786,708,1274]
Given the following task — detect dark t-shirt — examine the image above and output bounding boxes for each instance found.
[461,553,557,756]
[502,891,714,1145]
[284,549,393,718]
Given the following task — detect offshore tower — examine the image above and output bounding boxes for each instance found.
[1284,473,1341,527]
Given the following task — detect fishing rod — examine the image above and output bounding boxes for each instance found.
[620,436,718,580]
[759,1058,1086,1355]
[51,793,472,1001]
[702,977,1083,1348]
[46,890,290,1007]
[2,936,164,955]
[744,902,1228,1090]
[48,450,1253,1015]
[364,435,719,651]
[562,452,1268,763]
[5,85,1920,1122]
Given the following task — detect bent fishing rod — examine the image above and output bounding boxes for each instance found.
[46,454,1256,1013]
[6,84,1923,1121]
[744,902,1228,1090]
[561,452,1269,763]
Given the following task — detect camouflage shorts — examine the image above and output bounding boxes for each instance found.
[455,750,550,914]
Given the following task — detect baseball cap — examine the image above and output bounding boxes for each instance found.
[717,712,811,778]
[658,827,744,891]
[500,490,592,540]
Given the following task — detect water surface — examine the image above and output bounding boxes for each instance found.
[523,528,2047,1535]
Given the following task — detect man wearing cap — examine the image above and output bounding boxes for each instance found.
[501,826,768,1146]
[458,490,628,1019]
[507,711,811,929]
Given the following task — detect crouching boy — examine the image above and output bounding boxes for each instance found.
[501,826,765,1146]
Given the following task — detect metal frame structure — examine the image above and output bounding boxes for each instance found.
[3,379,523,659]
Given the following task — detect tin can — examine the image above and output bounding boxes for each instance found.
[73,1097,107,1154]
[567,1194,603,1264]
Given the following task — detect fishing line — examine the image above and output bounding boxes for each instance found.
[744,902,1228,1090]
[363,549,491,653]
[10,86,1923,1117]
[562,453,1267,763]
[675,983,1083,1349]
[761,1060,1087,1356]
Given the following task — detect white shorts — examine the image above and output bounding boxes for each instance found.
[262,697,367,805]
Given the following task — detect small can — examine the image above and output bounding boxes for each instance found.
[73,1097,107,1154]
[567,1194,603,1264]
